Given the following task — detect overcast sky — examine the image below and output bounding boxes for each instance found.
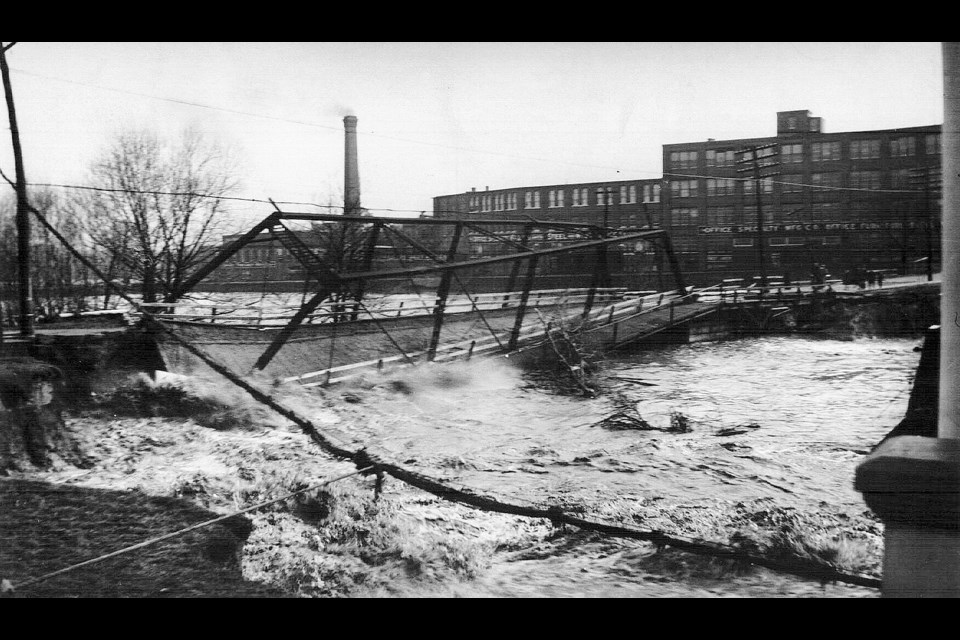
[1,42,945,228]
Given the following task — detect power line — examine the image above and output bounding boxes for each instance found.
[23,180,335,208]
[10,67,345,132]
[9,66,625,174]
[8,67,933,201]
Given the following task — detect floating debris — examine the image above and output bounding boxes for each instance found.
[610,376,658,387]
[668,411,693,433]
[594,411,658,431]
[715,423,762,437]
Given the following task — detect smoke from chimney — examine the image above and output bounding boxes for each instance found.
[343,115,361,215]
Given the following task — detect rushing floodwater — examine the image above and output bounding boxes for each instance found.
[331,334,920,529]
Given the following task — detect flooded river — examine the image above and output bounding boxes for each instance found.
[338,335,918,515]
[315,333,921,596]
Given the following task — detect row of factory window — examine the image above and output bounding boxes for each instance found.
[469,184,662,213]
[231,247,291,264]
[670,168,933,199]
[676,236,845,250]
[668,201,924,227]
[669,133,940,169]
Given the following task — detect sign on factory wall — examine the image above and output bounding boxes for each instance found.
[698,220,931,234]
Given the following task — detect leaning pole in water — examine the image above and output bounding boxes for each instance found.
[855,42,960,598]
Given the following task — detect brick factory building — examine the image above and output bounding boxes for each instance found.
[434,110,942,287]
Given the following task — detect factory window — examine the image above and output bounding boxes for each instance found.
[619,185,637,204]
[669,150,698,169]
[643,183,661,203]
[741,204,773,224]
[742,177,773,195]
[596,187,614,206]
[781,143,803,164]
[706,206,735,225]
[780,174,804,193]
[890,136,916,157]
[706,149,736,167]
[507,193,517,210]
[670,207,699,225]
[850,139,880,159]
[925,133,941,155]
[812,141,841,162]
[572,188,589,207]
[769,237,804,246]
[670,179,699,198]
[849,170,881,190]
[811,172,841,190]
[733,237,754,247]
[706,178,736,197]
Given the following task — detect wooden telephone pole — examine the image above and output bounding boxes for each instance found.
[910,165,942,282]
[736,142,780,286]
[0,42,34,338]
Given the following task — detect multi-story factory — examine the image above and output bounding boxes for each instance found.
[205,110,942,293]
[433,110,942,286]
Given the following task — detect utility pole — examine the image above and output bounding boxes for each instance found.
[736,143,780,287]
[910,165,942,282]
[598,187,611,289]
[0,42,34,338]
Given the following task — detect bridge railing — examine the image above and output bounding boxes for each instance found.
[138,287,628,327]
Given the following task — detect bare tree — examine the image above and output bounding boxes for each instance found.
[76,127,240,303]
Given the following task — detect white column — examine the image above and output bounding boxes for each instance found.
[942,43,960,438]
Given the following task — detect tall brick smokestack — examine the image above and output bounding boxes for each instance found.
[343,115,361,215]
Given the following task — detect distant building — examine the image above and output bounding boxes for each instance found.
[434,110,942,287]
[432,178,668,290]
[663,110,941,284]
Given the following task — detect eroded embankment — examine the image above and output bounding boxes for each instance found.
[793,286,939,339]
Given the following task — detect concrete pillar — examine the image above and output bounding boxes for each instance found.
[853,42,960,599]
[855,436,960,597]
[940,42,960,438]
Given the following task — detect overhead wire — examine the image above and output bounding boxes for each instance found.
[8,66,933,209]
